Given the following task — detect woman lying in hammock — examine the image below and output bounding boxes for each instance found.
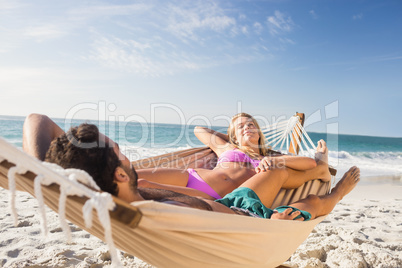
[137,113,331,199]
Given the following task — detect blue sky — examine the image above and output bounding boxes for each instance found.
[1,0,401,137]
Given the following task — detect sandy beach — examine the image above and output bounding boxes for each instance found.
[1,179,401,268]
[285,181,402,268]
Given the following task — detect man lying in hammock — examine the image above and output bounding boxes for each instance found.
[23,114,360,221]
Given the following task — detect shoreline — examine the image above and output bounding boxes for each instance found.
[343,182,402,201]
[360,174,402,184]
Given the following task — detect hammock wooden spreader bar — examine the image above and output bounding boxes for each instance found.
[262,113,306,155]
[262,113,337,176]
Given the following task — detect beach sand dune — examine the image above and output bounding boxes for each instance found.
[1,183,401,267]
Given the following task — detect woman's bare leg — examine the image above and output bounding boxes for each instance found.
[136,168,190,187]
[239,168,290,208]
[240,154,348,210]
[288,166,360,219]
[23,113,64,160]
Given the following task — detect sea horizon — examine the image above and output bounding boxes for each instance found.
[1,114,400,139]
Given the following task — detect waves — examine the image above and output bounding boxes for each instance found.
[121,144,402,181]
[121,145,192,162]
[329,150,402,160]
[328,150,402,180]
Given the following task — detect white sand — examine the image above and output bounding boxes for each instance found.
[1,182,401,267]
[0,188,152,268]
[285,182,402,268]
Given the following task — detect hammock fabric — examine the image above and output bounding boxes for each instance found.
[0,113,333,268]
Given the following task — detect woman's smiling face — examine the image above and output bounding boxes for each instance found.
[233,116,260,147]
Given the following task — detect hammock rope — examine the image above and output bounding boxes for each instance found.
[34,174,48,235]
[0,137,122,267]
[8,165,28,226]
[262,114,317,157]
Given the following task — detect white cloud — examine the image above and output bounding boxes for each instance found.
[23,25,66,40]
[5,3,151,44]
[0,66,84,99]
[87,35,206,76]
[279,37,295,45]
[68,3,150,19]
[203,16,236,31]
[0,0,26,10]
[253,22,263,34]
[364,54,402,63]
[309,10,318,19]
[165,2,236,41]
[87,30,268,77]
[0,1,289,77]
[81,2,289,76]
[0,29,16,53]
[0,67,48,81]
[267,10,294,36]
[353,13,363,20]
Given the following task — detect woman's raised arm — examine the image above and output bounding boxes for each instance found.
[194,126,234,156]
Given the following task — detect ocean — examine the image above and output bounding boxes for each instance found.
[1,115,401,184]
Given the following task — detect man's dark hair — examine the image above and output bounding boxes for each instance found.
[45,123,120,196]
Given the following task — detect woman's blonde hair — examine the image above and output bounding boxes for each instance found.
[227,113,269,157]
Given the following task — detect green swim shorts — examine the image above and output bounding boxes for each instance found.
[215,187,312,221]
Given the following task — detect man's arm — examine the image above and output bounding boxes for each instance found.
[137,186,237,214]
[23,113,64,160]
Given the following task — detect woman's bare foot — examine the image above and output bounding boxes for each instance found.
[315,140,331,182]
[331,166,360,200]
[315,139,328,164]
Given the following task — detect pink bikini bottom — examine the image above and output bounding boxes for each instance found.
[186,168,222,199]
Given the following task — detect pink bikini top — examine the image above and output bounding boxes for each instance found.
[217,149,261,168]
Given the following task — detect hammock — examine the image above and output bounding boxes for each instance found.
[0,113,333,268]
